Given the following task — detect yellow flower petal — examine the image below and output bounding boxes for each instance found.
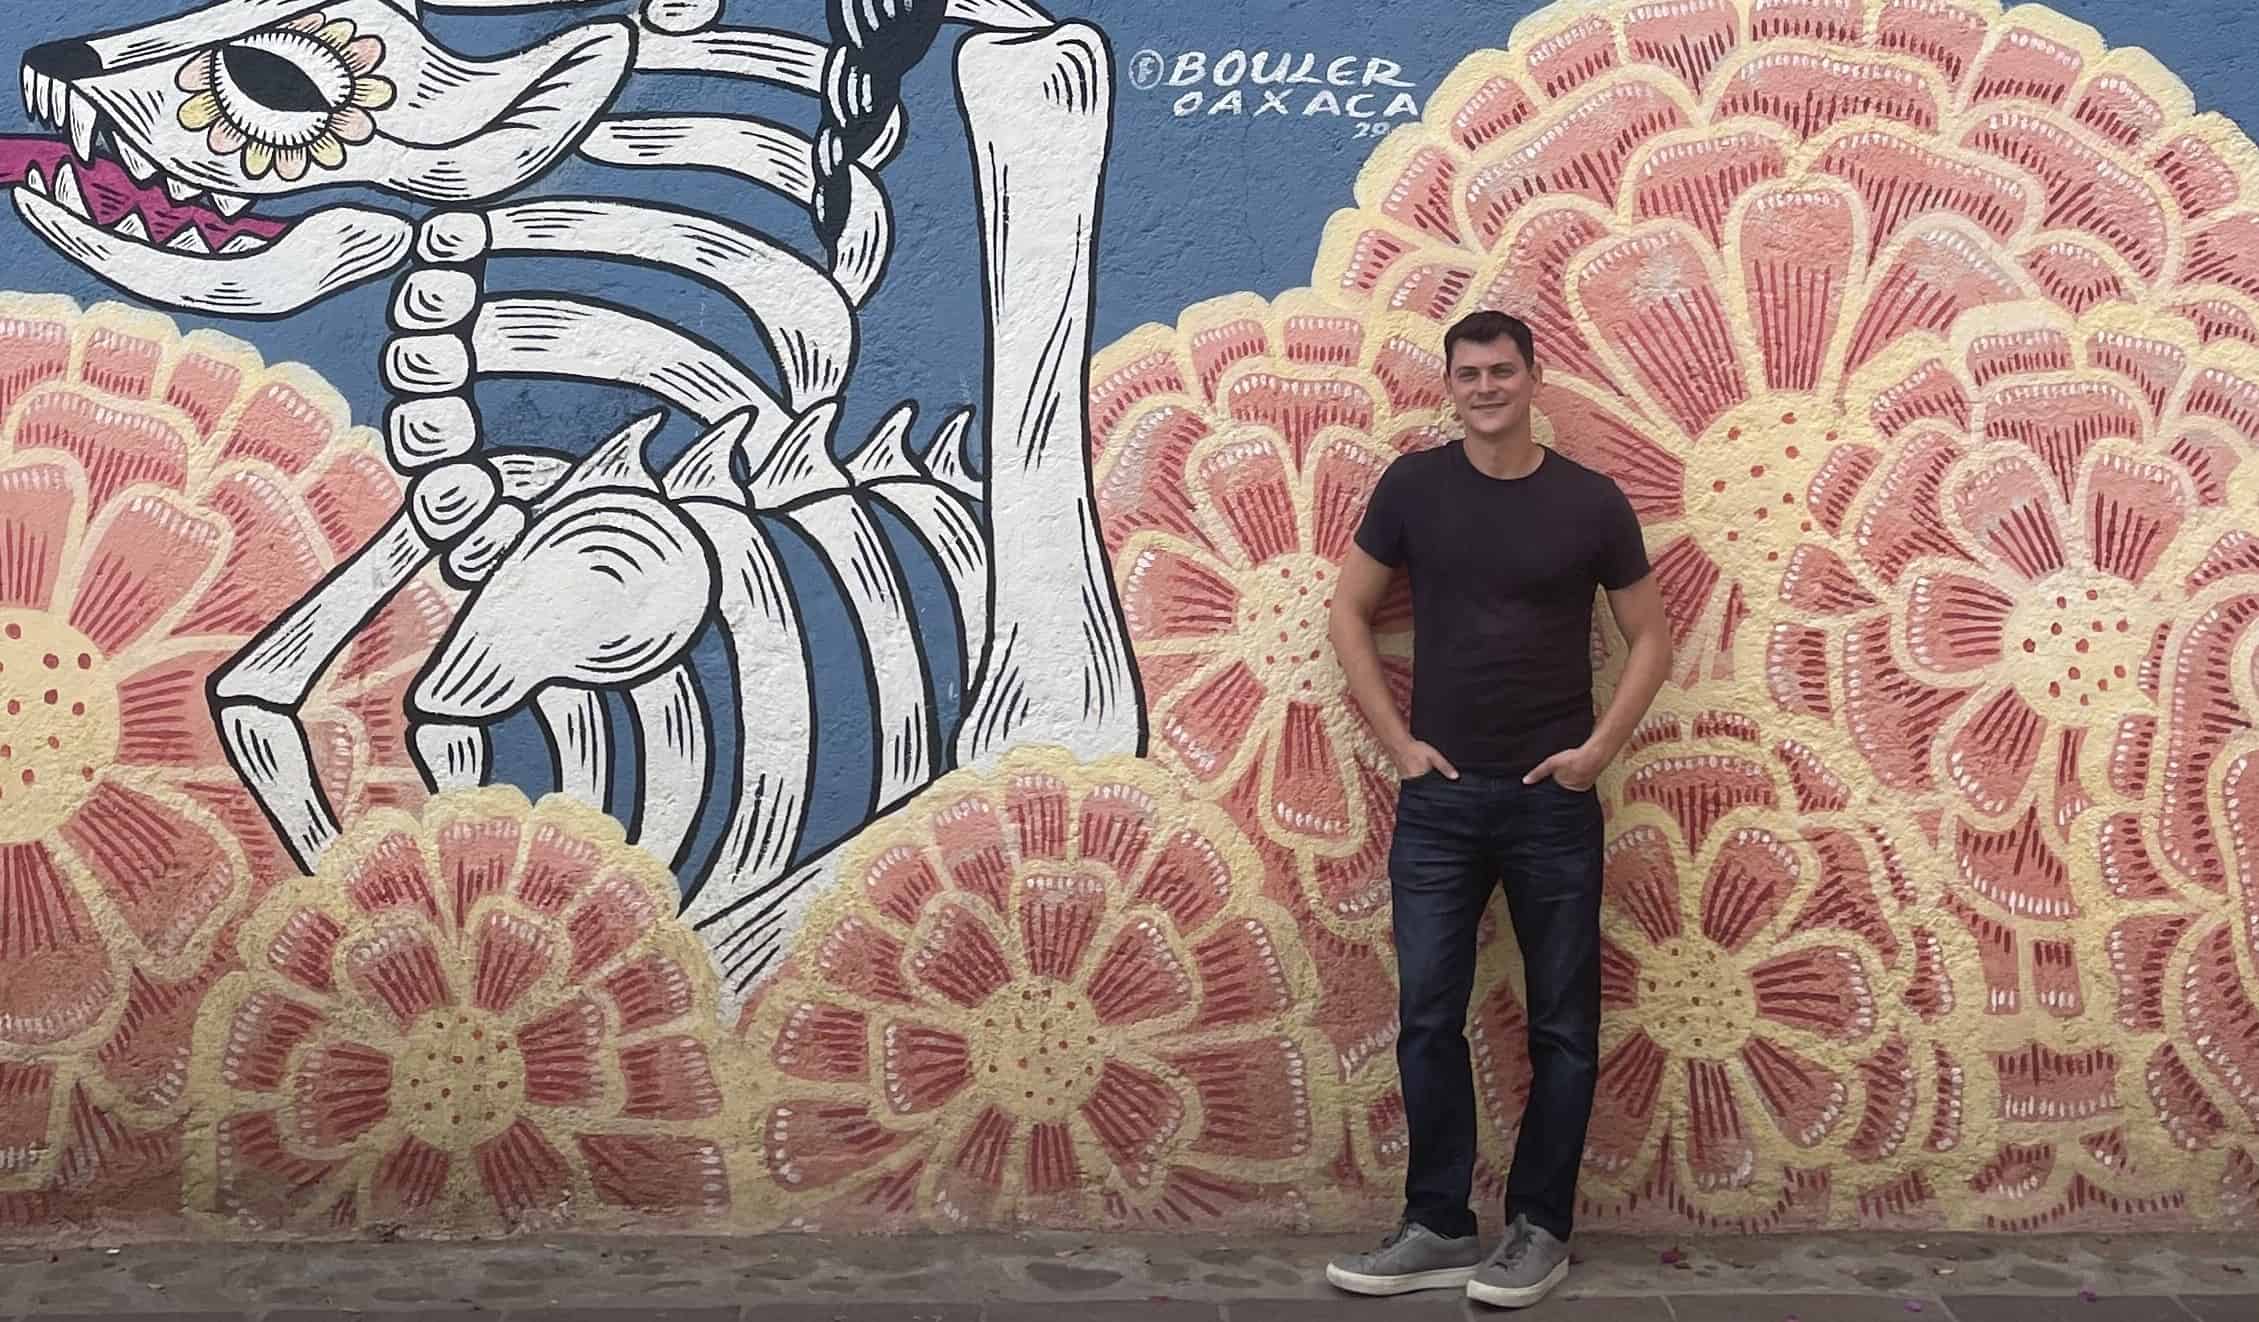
[177,92,223,132]
[309,134,346,170]
[350,76,395,111]
[242,141,274,179]
[316,20,357,51]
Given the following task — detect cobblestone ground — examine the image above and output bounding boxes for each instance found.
[0,1231,2250,1320]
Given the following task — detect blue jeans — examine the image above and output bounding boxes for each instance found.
[1390,768,1603,1242]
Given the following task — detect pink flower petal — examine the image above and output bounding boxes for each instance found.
[1624,754,1775,856]
[1604,826,1683,944]
[0,842,113,1047]
[291,1040,392,1147]
[66,493,224,654]
[344,924,455,1029]
[619,1035,723,1120]
[1844,231,2021,380]
[907,901,1012,1009]
[1625,0,1738,94]
[1739,186,1855,392]
[1576,229,1746,439]
[516,995,604,1107]
[60,781,234,958]
[1156,660,1265,780]
[578,1133,728,1214]
[1699,830,1799,953]
[1965,111,2167,280]
[0,462,74,610]
[16,391,190,511]
[878,1019,971,1113]
[177,470,327,637]
[1119,544,1240,643]
[1195,430,1303,562]
[474,1117,571,1221]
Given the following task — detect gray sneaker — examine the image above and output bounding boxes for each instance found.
[1324,1220,1484,1295]
[1465,1214,1570,1308]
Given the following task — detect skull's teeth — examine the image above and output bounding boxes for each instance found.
[66,90,98,161]
[114,137,158,183]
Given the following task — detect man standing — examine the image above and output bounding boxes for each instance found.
[1323,310,1671,1309]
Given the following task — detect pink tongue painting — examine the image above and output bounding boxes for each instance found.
[0,136,290,250]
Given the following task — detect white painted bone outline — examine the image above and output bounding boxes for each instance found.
[12,0,1143,1016]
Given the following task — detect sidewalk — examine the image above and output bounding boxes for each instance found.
[0,1229,2251,1320]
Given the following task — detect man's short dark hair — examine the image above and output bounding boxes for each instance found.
[1444,310,1536,371]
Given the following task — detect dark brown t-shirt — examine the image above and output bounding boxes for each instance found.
[1352,441,1650,776]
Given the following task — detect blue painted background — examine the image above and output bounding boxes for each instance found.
[6,0,2255,888]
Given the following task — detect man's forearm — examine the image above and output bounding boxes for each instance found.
[1330,614,1413,755]
[1589,629,1670,761]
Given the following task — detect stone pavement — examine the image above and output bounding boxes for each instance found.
[0,1230,2251,1320]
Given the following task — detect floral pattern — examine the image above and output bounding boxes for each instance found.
[1091,289,1445,935]
[1313,0,2259,686]
[189,789,733,1231]
[1579,707,1973,1228]
[1253,0,2259,1230]
[177,11,396,181]
[4,0,2259,1241]
[1089,290,1453,1101]
[0,296,430,1227]
[738,749,1328,1229]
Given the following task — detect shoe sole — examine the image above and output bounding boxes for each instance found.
[1465,1258,1569,1308]
[1324,1263,1479,1295]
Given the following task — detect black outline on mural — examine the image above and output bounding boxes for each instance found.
[7,0,1148,1019]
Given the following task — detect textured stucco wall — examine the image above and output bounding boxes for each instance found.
[1,0,2256,1242]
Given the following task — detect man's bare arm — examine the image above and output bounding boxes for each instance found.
[1526,573,1672,789]
[1329,546,1457,779]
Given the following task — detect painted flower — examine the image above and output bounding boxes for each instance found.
[1725,300,2259,1107]
[177,11,396,181]
[189,789,732,1231]
[1091,290,1448,926]
[740,749,1327,1230]
[1583,707,1967,1228]
[1312,0,2259,685]
[1088,291,1455,1112]
[0,296,432,1224]
[2120,740,2259,1182]
[1293,0,2259,1229]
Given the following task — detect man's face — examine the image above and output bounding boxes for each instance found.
[1446,334,1539,438]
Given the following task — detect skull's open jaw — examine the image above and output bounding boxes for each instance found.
[2,103,410,319]
[3,137,282,254]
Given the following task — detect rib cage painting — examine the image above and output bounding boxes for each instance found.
[7,0,1145,1016]
[2,0,2259,1239]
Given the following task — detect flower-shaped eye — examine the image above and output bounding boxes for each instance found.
[177,13,394,181]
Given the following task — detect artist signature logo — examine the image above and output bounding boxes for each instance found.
[1128,47,1425,134]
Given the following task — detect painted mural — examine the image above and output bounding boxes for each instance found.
[1,0,2256,1241]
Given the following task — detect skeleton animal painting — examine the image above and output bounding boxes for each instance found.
[4,0,1147,1019]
